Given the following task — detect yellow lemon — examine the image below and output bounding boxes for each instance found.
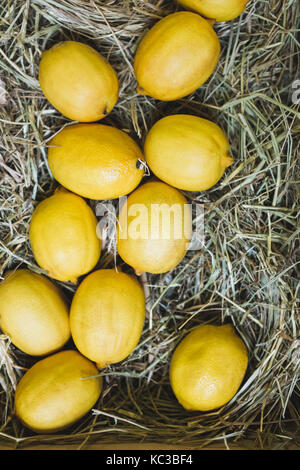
[39,41,119,122]
[134,12,220,101]
[15,350,102,433]
[117,181,192,275]
[144,114,233,191]
[170,324,248,411]
[29,188,101,283]
[48,123,145,200]
[178,0,249,22]
[0,269,70,356]
[70,269,145,368]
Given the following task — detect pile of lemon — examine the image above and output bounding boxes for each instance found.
[0,1,249,434]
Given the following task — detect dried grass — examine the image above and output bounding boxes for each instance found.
[0,0,299,450]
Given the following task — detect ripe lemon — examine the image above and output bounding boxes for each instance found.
[48,123,145,200]
[178,0,249,22]
[70,269,145,368]
[0,269,70,356]
[134,12,220,101]
[116,181,192,275]
[170,324,248,411]
[29,188,101,283]
[144,114,233,191]
[39,41,119,122]
[15,350,102,433]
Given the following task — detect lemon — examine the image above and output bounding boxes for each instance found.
[48,123,144,200]
[0,269,70,356]
[134,12,220,101]
[29,188,101,283]
[178,0,249,22]
[116,181,192,275]
[39,41,119,122]
[144,114,233,191]
[70,269,145,368]
[170,324,248,411]
[15,350,102,433]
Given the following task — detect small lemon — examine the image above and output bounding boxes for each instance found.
[48,123,144,200]
[134,12,220,101]
[15,350,102,433]
[144,114,233,191]
[29,188,101,283]
[170,324,248,411]
[0,269,70,356]
[178,0,249,22]
[70,269,145,368]
[116,181,192,275]
[39,41,119,122]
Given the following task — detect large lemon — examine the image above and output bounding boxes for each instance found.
[39,41,119,122]
[116,181,192,274]
[29,188,101,283]
[134,12,220,101]
[170,324,248,411]
[144,114,233,191]
[70,269,145,368]
[0,269,70,356]
[178,0,249,22]
[15,350,102,433]
[48,123,144,200]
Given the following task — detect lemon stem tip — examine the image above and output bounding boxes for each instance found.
[136,86,147,96]
[96,362,108,369]
[135,269,145,277]
[222,155,234,167]
[206,18,216,26]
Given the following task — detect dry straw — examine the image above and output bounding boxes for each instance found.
[0,0,299,450]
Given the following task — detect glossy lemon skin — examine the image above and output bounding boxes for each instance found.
[15,350,102,434]
[29,188,101,283]
[116,181,192,275]
[48,123,144,200]
[170,324,248,411]
[0,269,70,356]
[134,12,220,101]
[70,269,145,368]
[144,114,233,191]
[178,0,249,22]
[39,41,119,122]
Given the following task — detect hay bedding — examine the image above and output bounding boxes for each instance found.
[0,0,299,450]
